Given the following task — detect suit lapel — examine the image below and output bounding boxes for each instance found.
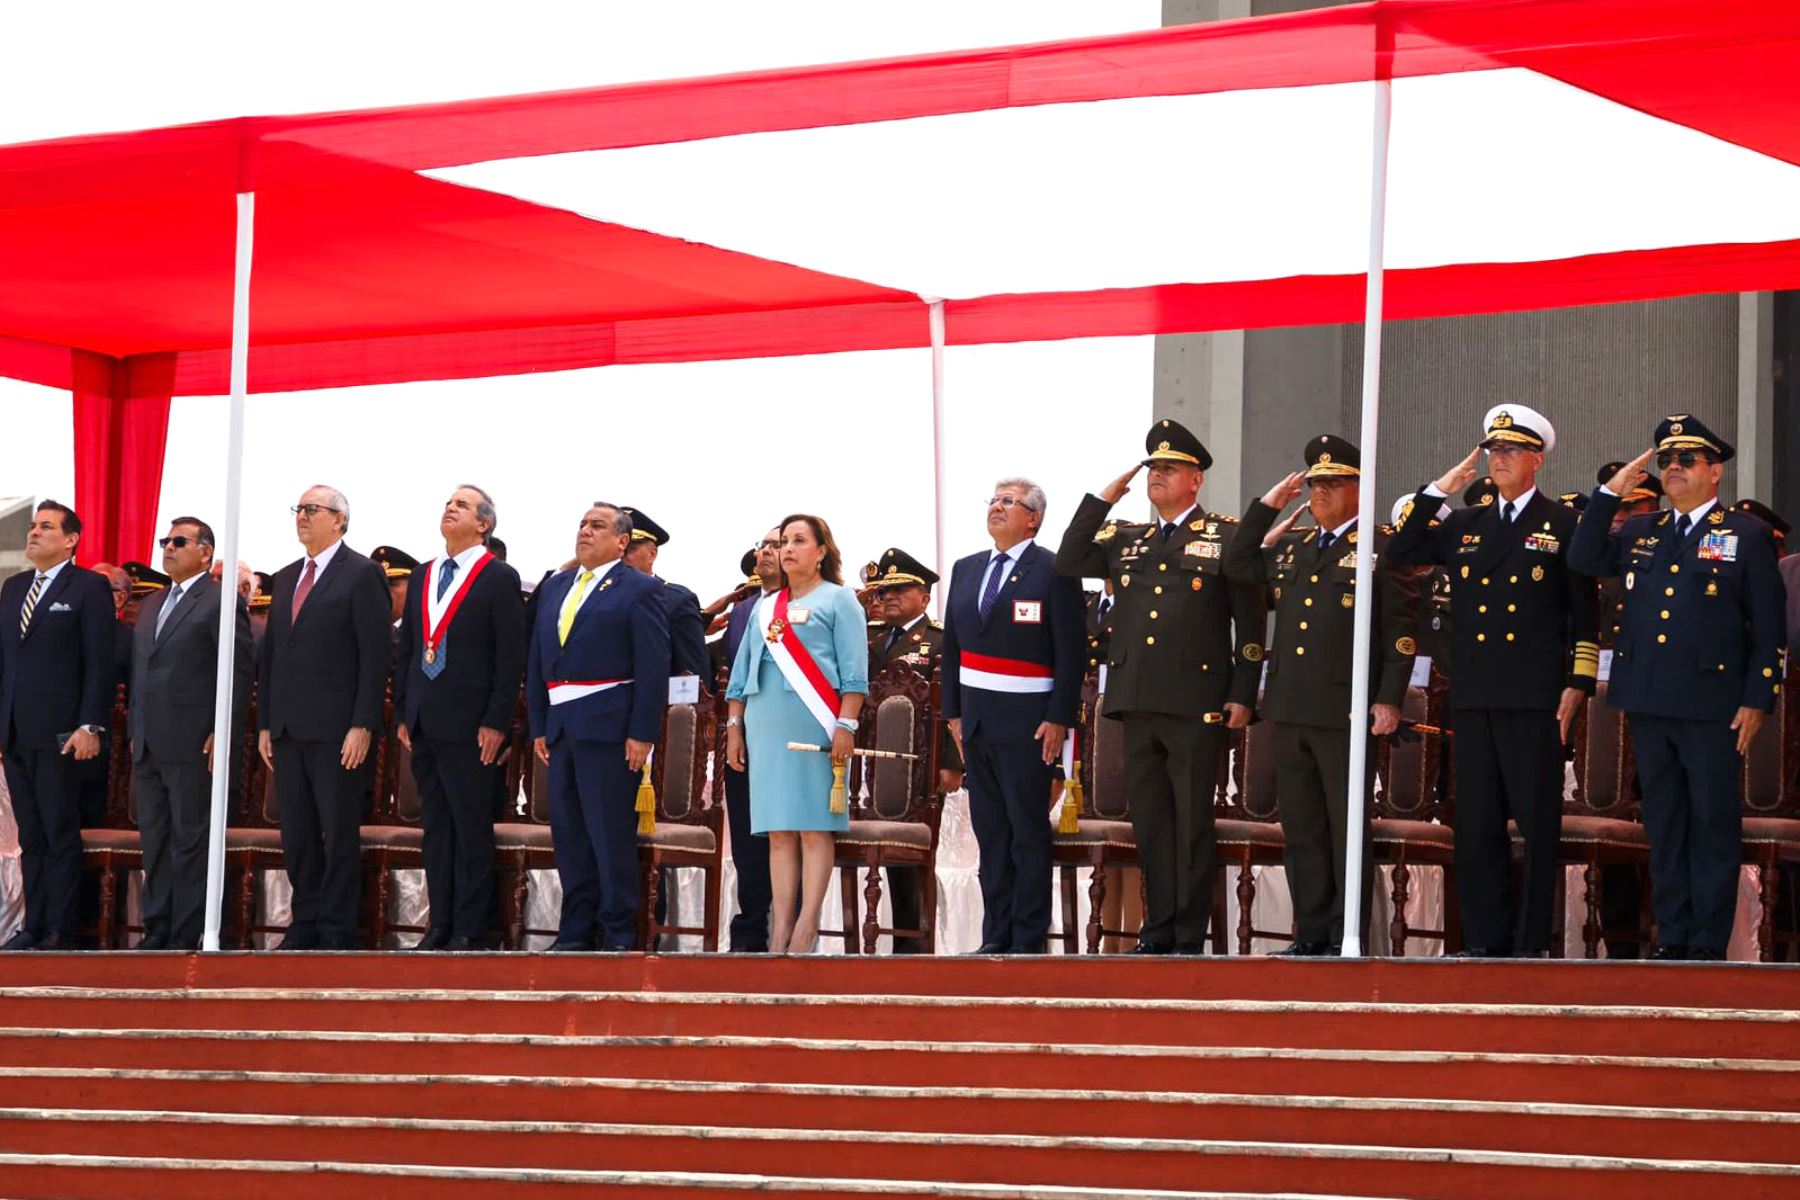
[20,563,77,643]
[152,578,208,653]
[292,545,351,632]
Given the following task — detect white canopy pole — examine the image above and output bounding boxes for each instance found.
[927,298,948,617]
[202,191,255,953]
[1340,79,1392,960]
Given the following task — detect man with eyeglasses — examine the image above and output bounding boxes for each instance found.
[947,479,1083,955]
[1572,416,1784,961]
[256,485,390,950]
[1388,405,1599,958]
[0,501,114,951]
[128,519,252,950]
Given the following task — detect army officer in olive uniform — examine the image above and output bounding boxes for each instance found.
[1572,416,1784,961]
[865,546,960,953]
[1226,436,1417,956]
[1387,405,1599,958]
[1056,419,1266,954]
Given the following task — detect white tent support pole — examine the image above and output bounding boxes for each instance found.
[202,191,255,953]
[928,299,948,617]
[1341,79,1392,960]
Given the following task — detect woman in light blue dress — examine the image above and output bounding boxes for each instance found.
[726,513,868,954]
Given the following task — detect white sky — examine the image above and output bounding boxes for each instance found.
[0,0,1160,589]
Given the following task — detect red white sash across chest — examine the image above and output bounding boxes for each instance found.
[419,551,494,665]
[757,588,841,738]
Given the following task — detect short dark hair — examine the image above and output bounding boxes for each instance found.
[168,516,215,547]
[35,500,81,538]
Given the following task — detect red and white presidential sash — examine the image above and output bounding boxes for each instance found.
[757,588,841,738]
[419,550,496,667]
[547,678,629,706]
[960,650,1054,694]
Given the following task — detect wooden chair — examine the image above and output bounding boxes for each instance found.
[1214,719,1288,954]
[636,684,725,952]
[79,683,140,947]
[1741,661,1800,961]
[358,681,425,949]
[1051,678,1139,953]
[1511,682,1652,958]
[494,745,555,949]
[835,663,943,954]
[1372,675,1460,955]
[222,682,288,948]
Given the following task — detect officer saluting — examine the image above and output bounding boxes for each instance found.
[1387,405,1599,958]
[1571,416,1785,961]
[1055,420,1265,954]
[1225,436,1418,956]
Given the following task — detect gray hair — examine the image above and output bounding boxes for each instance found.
[589,501,634,537]
[458,483,498,537]
[994,477,1048,519]
[307,484,351,533]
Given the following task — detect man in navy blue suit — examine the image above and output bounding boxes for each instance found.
[0,501,115,950]
[942,478,1085,954]
[718,530,780,951]
[527,502,670,951]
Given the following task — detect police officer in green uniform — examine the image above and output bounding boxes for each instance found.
[1226,436,1418,956]
[1572,417,1785,960]
[1055,419,1266,954]
[1388,404,1600,958]
[865,546,960,954]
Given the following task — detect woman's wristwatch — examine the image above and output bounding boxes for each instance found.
[725,716,742,729]
[834,717,859,733]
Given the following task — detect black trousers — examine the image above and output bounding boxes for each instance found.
[1631,713,1742,954]
[3,743,82,937]
[1271,722,1373,947]
[887,866,924,953]
[410,737,499,939]
[1122,712,1226,947]
[548,738,639,949]
[1452,707,1562,953]
[964,731,1054,951]
[273,736,369,946]
[134,752,212,947]
[722,763,770,950]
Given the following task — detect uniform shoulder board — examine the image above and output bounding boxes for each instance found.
[928,618,944,630]
[1211,512,1239,525]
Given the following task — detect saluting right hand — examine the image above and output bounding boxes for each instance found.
[1433,445,1484,496]
[1260,471,1306,512]
[1099,464,1141,505]
[1605,448,1656,497]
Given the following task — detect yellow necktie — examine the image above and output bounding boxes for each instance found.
[558,569,594,646]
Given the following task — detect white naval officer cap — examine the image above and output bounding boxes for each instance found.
[1480,404,1555,454]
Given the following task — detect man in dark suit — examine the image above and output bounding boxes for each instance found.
[1572,418,1785,960]
[527,503,670,951]
[943,487,1084,955]
[393,487,525,951]
[128,517,252,950]
[256,485,390,950]
[719,532,778,951]
[620,508,709,680]
[1056,421,1266,954]
[0,500,115,950]
[1387,405,1599,958]
[1226,437,1418,955]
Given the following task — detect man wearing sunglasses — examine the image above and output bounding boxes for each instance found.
[127,519,252,950]
[1388,405,1600,958]
[1571,416,1784,961]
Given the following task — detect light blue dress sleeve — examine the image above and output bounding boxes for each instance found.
[832,583,870,696]
[726,596,760,702]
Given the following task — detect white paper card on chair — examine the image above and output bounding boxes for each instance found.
[1409,656,1432,689]
[668,675,700,705]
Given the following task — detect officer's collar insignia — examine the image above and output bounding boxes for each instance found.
[1709,510,1725,525]
[1479,494,1494,506]
[1347,530,1358,545]
[1189,519,1205,532]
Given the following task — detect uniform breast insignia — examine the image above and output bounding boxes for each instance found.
[1120,573,1132,588]
[1697,532,1739,562]
[1708,509,1725,525]
[1340,593,1354,608]
[912,631,925,643]
[1522,532,1561,554]
[1706,580,1719,597]
[1243,643,1263,662]
[1337,552,1358,569]
[1192,577,1204,592]
[1531,565,1545,582]
[1396,637,1416,655]
[1094,524,1118,543]
[1460,566,1470,579]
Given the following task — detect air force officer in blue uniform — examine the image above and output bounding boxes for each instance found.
[1571,416,1785,960]
[942,478,1085,954]
[527,503,670,951]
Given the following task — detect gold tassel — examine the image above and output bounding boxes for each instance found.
[1060,763,1084,834]
[829,760,847,815]
[635,763,656,835]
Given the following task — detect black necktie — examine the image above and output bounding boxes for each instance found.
[1317,531,1335,555]
[1502,501,1516,524]
[1676,513,1692,539]
[885,626,905,654]
[1161,521,1177,542]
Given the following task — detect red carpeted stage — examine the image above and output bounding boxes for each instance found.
[0,954,1793,1198]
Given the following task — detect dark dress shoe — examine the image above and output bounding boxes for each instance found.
[1686,946,1724,962]
[2,930,38,952]
[1128,941,1173,956]
[32,932,73,951]
[1010,940,1048,955]
[412,927,453,951]
[548,937,596,952]
[1649,944,1688,961]
[444,936,497,951]
[1275,940,1331,957]
[1173,942,1209,956]
[974,942,1010,955]
[271,930,320,951]
[137,931,171,951]
[1451,946,1511,959]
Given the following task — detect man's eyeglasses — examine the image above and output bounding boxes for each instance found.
[987,496,1038,511]
[157,535,209,550]
[1657,451,1711,470]
[290,504,341,517]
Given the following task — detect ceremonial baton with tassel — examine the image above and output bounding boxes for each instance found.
[785,742,920,761]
